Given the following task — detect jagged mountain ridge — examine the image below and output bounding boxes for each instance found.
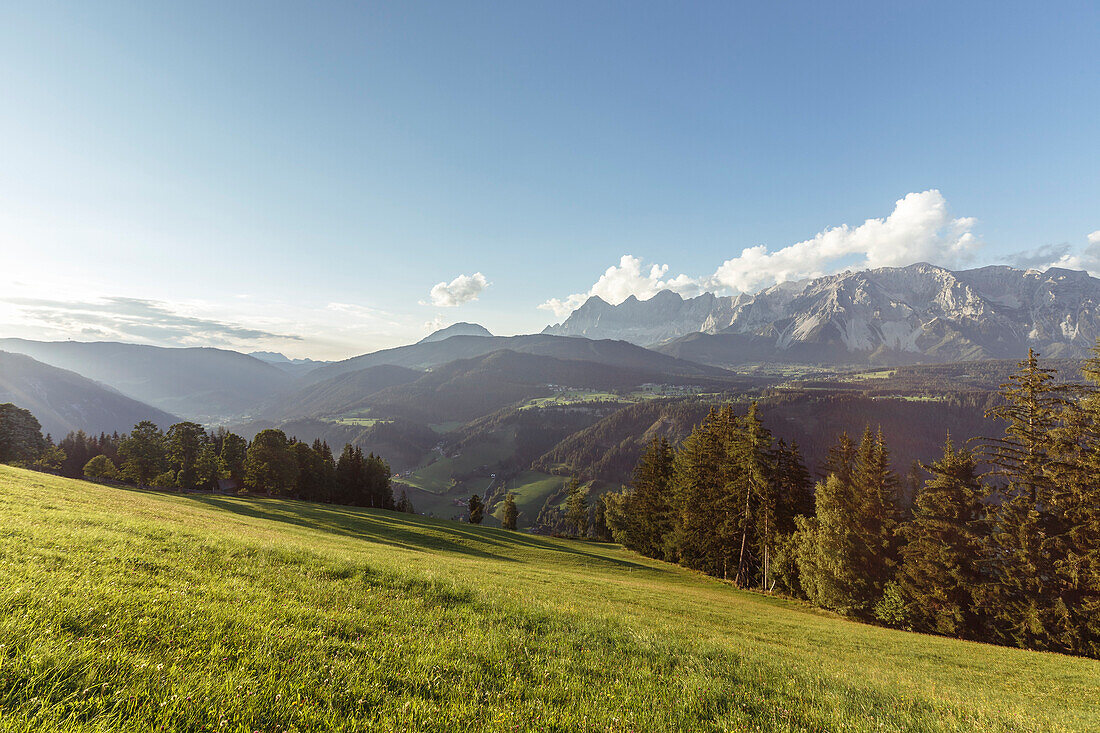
[543,263,1100,364]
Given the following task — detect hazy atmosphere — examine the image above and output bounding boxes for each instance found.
[2,2,1097,358]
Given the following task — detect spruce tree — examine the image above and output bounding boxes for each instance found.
[468,494,484,524]
[671,407,737,577]
[565,480,588,537]
[623,436,675,558]
[501,492,518,530]
[893,439,987,637]
[981,349,1068,650]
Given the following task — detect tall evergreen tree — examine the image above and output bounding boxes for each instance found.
[501,492,518,530]
[468,494,484,524]
[796,429,899,617]
[980,349,1069,650]
[893,439,987,637]
[671,406,738,577]
[621,436,675,558]
[565,480,588,537]
[335,444,363,505]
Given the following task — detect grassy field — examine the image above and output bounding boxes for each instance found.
[1,465,1098,732]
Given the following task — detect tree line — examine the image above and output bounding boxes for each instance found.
[0,411,412,512]
[605,349,1100,659]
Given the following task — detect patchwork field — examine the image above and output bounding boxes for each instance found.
[1,465,1097,732]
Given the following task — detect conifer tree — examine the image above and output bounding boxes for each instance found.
[468,494,484,524]
[565,480,588,537]
[592,495,612,541]
[501,492,518,530]
[796,429,899,617]
[621,436,675,558]
[670,406,737,577]
[892,439,987,637]
[981,349,1069,650]
[732,402,773,587]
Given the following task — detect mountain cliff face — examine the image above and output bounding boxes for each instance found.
[543,264,1100,364]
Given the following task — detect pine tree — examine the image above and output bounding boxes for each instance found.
[671,406,737,577]
[732,402,773,587]
[893,439,987,637]
[980,349,1069,650]
[501,492,518,530]
[565,480,588,537]
[852,427,901,610]
[468,494,484,524]
[622,436,675,558]
[593,495,612,541]
[796,429,899,617]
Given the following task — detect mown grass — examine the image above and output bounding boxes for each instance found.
[0,465,1097,732]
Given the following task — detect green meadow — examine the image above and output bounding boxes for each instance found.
[1,465,1097,732]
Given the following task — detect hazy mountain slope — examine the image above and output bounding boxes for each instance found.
[0,339,294,420]
[248,351,330,377]
[545,264,1100,365]
[0,351,179,437]
[305,334,732,384]
[262,364,422,420]
[343,349,733,424]
[417,322,493,343]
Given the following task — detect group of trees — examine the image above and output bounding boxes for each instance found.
[605,403,813,588]
[608,350,1100,658]
[0,410,409,514]
[466,491,520,530]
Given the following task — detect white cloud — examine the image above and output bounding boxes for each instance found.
[538,255,705,318]
[709,190,978,293]
[1089,230,1100,245]
[540,190,981,318]
[427,272,489,307]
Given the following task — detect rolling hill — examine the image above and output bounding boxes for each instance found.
[2,464,1096,731]
[0,351,179,437]
[0,339,294,420]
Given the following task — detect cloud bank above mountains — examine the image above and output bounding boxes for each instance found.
[540,190,983,318]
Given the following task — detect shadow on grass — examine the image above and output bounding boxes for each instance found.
[157,489,655,572]
[193,496,517,563]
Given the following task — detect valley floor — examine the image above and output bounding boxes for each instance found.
[0,465,1096,732]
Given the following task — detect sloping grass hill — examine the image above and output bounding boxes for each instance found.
[0,465,1097,732]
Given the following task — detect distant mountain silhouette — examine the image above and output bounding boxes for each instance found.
[0,351,178,437]
[0,339,293,420]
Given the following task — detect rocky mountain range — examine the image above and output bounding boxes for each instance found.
[544,263,1100,365]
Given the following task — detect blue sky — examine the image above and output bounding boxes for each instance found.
[1,1,1098,358]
